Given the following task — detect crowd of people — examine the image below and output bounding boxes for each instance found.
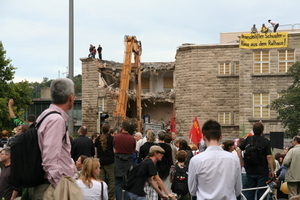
[250,19,279,34]
[0,77,300,200]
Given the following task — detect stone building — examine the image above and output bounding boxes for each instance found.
[81,31,300,139]
[80,58,175,134]
[175,32,300,138]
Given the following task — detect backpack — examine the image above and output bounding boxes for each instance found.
[123,163,142,191]
[171,165,189,195]
[10,111,61,187]
[244,136,263,166]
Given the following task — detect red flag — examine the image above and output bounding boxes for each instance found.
[189,117,203,146]
[169,114,176,132]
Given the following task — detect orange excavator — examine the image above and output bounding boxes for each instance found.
[113,35,142,132]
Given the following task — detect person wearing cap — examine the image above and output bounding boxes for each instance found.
[188,119,242,200]
[268,19,279,32]
[251,24,258,33]
[127,145,175,200]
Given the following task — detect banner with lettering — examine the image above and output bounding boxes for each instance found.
[239,32,288,49]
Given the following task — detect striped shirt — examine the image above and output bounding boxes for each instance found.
[37,104,74,187]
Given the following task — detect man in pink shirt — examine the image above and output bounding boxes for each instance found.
[33,78,75,199]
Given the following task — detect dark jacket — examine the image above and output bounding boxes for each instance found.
[157,143,173,179]
[138,142,157,163]
[71,135,95,162]
[94,134,114,166]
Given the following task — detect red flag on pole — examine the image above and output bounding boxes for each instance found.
[189,117,203,146]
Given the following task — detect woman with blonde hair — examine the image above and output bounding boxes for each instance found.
[76,158,108,200]
[138,130,157,162]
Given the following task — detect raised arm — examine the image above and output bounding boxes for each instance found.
[8,99,16,118]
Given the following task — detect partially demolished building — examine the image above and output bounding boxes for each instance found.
[81,58,175,134]
[82,31,300,139]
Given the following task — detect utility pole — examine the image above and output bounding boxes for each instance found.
[68,0,74,134]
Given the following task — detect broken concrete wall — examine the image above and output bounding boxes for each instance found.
[81,57,175,134]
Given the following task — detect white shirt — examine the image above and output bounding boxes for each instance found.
[76,180,108,200]
[135,139,144,152]
[270,21,278,26]
[188,145,242,200]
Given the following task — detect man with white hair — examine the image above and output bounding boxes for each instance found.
[33,78,75,199]
[134,132,144,154]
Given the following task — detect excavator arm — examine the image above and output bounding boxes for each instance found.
[113,35,142,131]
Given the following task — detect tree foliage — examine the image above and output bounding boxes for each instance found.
[270,61,300,137]
[29,77,54,98]
[73,74,82,96]
[0,41,32,130]
[29,75,82,98]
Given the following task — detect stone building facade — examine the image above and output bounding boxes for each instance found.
[175,32,300,138]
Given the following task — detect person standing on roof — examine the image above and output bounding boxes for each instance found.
[268,19,279,32]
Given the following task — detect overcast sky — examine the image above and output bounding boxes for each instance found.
[1,0,299,83]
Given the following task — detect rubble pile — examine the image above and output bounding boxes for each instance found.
[128,90,175,103]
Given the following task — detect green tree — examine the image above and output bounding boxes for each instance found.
[73,74,82,96]
[29,75,81,98]
[29,77,54,98]
[270,61,300,137]
[0,41,32,130]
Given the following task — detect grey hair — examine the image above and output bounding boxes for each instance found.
[157,130,166,141]
[135,132,143,138]
[50,78,74,104]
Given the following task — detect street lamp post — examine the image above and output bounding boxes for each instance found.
[68,0,74,135]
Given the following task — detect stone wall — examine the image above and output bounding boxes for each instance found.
[81,57,101,134]
[239,33,300,134]
[175,44,240,138]
[175,33,300,139]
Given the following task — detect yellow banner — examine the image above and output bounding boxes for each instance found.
[239,32,288,49]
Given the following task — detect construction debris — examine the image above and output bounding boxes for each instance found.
[97,60,175,103]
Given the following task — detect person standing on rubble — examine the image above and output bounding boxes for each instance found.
[97,45,102,60]
[88,44,93,57]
